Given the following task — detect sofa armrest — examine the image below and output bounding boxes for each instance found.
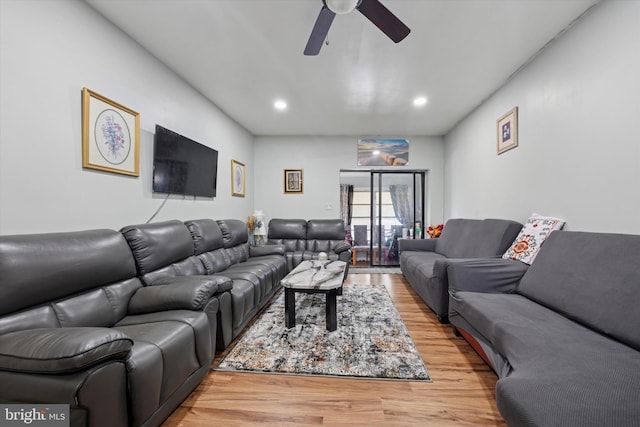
[447,258,529,294]
[250,244,285,257]
[129,275,232,314]
[0,328,132,374]
[332,241,351,254]
[399,238,437,252]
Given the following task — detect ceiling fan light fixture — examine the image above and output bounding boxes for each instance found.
[274,99,288,111]
[325,0,360,15]
[413,96,428,107]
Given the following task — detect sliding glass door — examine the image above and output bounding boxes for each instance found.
[340,170,425,267]
[371,171,424,266]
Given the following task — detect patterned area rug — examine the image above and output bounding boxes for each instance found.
[215,284,430,381]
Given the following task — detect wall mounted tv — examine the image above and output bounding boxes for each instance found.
[152,125,218,198]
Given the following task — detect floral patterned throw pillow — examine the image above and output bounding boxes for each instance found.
[502,214,566,265]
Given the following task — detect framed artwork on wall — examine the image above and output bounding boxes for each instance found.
[284,169,303,194]
[82,87,140,176]
[497,107,518,154]
[231,159,245,197]
[357,138,409,166]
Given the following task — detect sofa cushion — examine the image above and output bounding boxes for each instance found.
[217,219,249,248]
[502,213,565,265]
[185,219,225,254]
[450,289,640,427]
[0,230,137,316]
[306,219,345,240]
[0,328,133,373]
[267,219,307,252]
[121,220,195,275]
[517,231,640,351]
[128,277,224,314]
[436,218,522,259]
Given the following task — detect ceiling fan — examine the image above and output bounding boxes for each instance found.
[304,0,411,56]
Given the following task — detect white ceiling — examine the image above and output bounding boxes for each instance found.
[84,0,599,136]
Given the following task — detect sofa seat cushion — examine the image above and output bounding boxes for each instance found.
[0,327,132,374]
[113,316,206,426]
[245,255,287,279]
[223,264,270,303]
[450,291,640,427]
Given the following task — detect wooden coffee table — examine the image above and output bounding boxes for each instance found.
[280,260,347,332]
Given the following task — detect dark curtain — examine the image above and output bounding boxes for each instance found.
[340,184,354,242]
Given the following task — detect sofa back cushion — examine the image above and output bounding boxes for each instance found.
[216,219,250,265]
[120,220,205,284]
[0,229,142,334]
[184,219,232,273]
[436,218,522,259]
[306,219,346,252]
[185,219,225,254]
[517,231,640,351]
[121,220,195,275]
[0,229,137,317]
[216,219,249,248]
[267,219,307,252]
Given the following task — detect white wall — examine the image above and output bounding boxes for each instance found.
[253,135,445,227]
[444,0,640,233]
[0,0,254,234]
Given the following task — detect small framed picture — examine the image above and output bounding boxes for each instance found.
[82,87,140,176]
[231,160,245,197]
[497,107,518,155]
[284,169,303,194]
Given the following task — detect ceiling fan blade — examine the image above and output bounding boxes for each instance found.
[304,6,336,56]
[357,0,410,43]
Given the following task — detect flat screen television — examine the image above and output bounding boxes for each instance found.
[152,125,218,198]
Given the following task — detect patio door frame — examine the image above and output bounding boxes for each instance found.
[369,170,425,267]
[340,169,426,267]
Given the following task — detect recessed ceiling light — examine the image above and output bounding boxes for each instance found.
[274,100,288,111]
[413,96,428,107]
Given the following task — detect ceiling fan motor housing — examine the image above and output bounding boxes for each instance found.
[324,0,361,15]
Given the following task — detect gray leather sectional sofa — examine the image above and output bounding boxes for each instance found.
[266,218,352,271]
[399,218,523,323]
[121,218,287,348]
[0,229,223,427]
[448,230,640,426]
[0,217,294,427]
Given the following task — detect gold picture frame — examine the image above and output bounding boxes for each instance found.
[497,107,518,155]
[284,169,303,194]
[231,159,245,197]
[82,88,140,176]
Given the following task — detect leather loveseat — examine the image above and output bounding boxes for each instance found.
[399,218,523,323]
[447,230,640,426]
[0,229,223,427]
[266,218,352,271]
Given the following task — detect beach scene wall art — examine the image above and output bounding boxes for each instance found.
[357,139,409,166]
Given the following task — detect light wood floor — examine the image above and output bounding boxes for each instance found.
[162,273,507,426]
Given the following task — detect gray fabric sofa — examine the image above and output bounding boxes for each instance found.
[121,219,288,348]
[266,218,352,271]
[0,229,222,427]
[448,231,640,427]
[399,218,523,323]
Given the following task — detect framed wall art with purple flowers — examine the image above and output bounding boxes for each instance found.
[497,107,518,155]
[82,87,140,176]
